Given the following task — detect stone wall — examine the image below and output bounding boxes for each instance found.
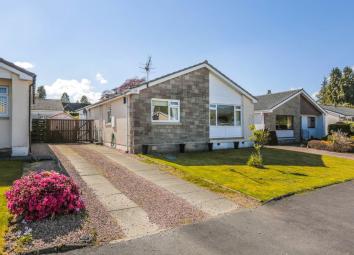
[264,94,301,141]
[129,68,210,153]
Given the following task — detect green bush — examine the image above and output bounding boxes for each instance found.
[247,152,264,168]
[328,122,353,135]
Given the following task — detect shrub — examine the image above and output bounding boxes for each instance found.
[6,171,85,222]
[247,152,263,168]
[328,122,353,135]
[308,140,332,151]
[328,130,352,152]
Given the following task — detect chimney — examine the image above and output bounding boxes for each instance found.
[267,90,272,94]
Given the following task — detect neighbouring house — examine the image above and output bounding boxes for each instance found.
[254,89,326,143]
[63,102,90,119]
[86,60,257,153]
[49,112,74,120]
[321,105,354,129]
[0,58,36,156]
[31,98,64,119]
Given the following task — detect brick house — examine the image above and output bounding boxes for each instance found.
[254,89,326,143]
[86,61,258,153]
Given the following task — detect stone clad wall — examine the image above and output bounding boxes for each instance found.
[129,68,209,153]
[263,95,301,141]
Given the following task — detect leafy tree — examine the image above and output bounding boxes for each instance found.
[247,125,269,168]
[80,95,90,104]
[317,67,354,106]
[37,86,46,99]
[61,92,70,103]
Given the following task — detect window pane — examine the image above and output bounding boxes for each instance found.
[152,100,169,121]
[0,95,7,114]
[170,107,179,121]
[210,109,216,126]
[276,115,293,130]
[235,111,241,126]
[217,105,234,126]
[308,117,316,128]
[0,87,7,94]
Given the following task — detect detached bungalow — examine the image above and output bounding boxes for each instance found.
[86,61,258,153]
[321,105,354,123]
[254,89,326,143]
[0,58,36,156]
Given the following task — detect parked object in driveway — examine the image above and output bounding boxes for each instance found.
[85,61,257,153]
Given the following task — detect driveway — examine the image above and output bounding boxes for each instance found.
[63,181,354,255]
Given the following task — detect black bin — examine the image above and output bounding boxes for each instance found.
[208,143,213,151]
[142,145,149,154]
[179,144,185,153]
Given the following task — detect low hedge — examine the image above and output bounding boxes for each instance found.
[328,122,354,135]
[308,140,353,153]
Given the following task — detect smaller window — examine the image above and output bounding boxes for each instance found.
[0,86,8,117]
[209,104,217,126]
[308,117,316,128]
[107,106,112,124]
[151,99,180,122]
[123,97,127,104]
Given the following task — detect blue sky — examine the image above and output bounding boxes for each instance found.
[1,0,354,102]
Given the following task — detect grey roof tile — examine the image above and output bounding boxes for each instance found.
[321,105,354,116]
[255,89,302,111]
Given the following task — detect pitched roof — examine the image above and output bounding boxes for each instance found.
[321,105,354,117]
[31,98,64,111]
[0,57,36,78]
[255,89,302,111]
[87,60,257,109]
[62,103,90,112]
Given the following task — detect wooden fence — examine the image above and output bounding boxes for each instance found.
[32,119,94,143]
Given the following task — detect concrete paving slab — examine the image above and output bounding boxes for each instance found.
[196,198,239,216]
[81,174,109,186]
[110,207,159,239]
[179,190,221,204]
[100,193,138,212]
[166,183,201,194]
[90,182,122,197]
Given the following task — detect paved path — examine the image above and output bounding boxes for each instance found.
[63,180,354,255]
[84,144,239,216]
[266,145,354,160]
[53,145,159,239]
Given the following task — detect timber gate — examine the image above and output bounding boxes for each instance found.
[32,119,94,143]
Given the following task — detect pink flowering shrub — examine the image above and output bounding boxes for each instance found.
[6,171,85,222]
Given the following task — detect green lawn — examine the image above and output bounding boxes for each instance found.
[0,161,22,252]
[141,148,354,202]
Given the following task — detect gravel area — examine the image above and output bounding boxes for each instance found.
[50,145,124,242]
[72,145,206,228]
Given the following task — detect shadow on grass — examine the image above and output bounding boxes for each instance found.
[148,148,326,168]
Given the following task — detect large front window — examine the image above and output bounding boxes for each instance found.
[276,115,294,130]
[209,104,242,126]
[0,86,8,117]
[151,99,180,122]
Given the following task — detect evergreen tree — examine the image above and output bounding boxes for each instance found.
[80,95,90,104]
[61,92,70,103]
[37,86,46,99]
[342,66,354,105]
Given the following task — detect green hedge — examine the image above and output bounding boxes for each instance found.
[328,122,354,135]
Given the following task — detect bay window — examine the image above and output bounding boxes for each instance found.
[0,86,9,117]
[276,115,294,130]
[151,99,180,122]
[209,104,242,126]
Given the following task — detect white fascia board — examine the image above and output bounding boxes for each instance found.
[269,90,326,115]
[0,63,33,81]
[132,63,258,103]
[254,110,272,114]
[86,91,138,110]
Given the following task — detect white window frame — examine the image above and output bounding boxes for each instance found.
[209,104,242,127]
[0,86,9,117]
[151,98,180,123]
[106,105,112,124]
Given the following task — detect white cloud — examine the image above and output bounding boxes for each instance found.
[44,78,101,103]
[311,91,319,100]
[95,73,108,84]
[14,61,34,70]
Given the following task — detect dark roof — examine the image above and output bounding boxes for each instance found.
[321,105,354,116]
[255,89,302,111]
[31,98,64,111]
[88,60,256,109]
[0,57,36,78]
[63,103,91,112]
